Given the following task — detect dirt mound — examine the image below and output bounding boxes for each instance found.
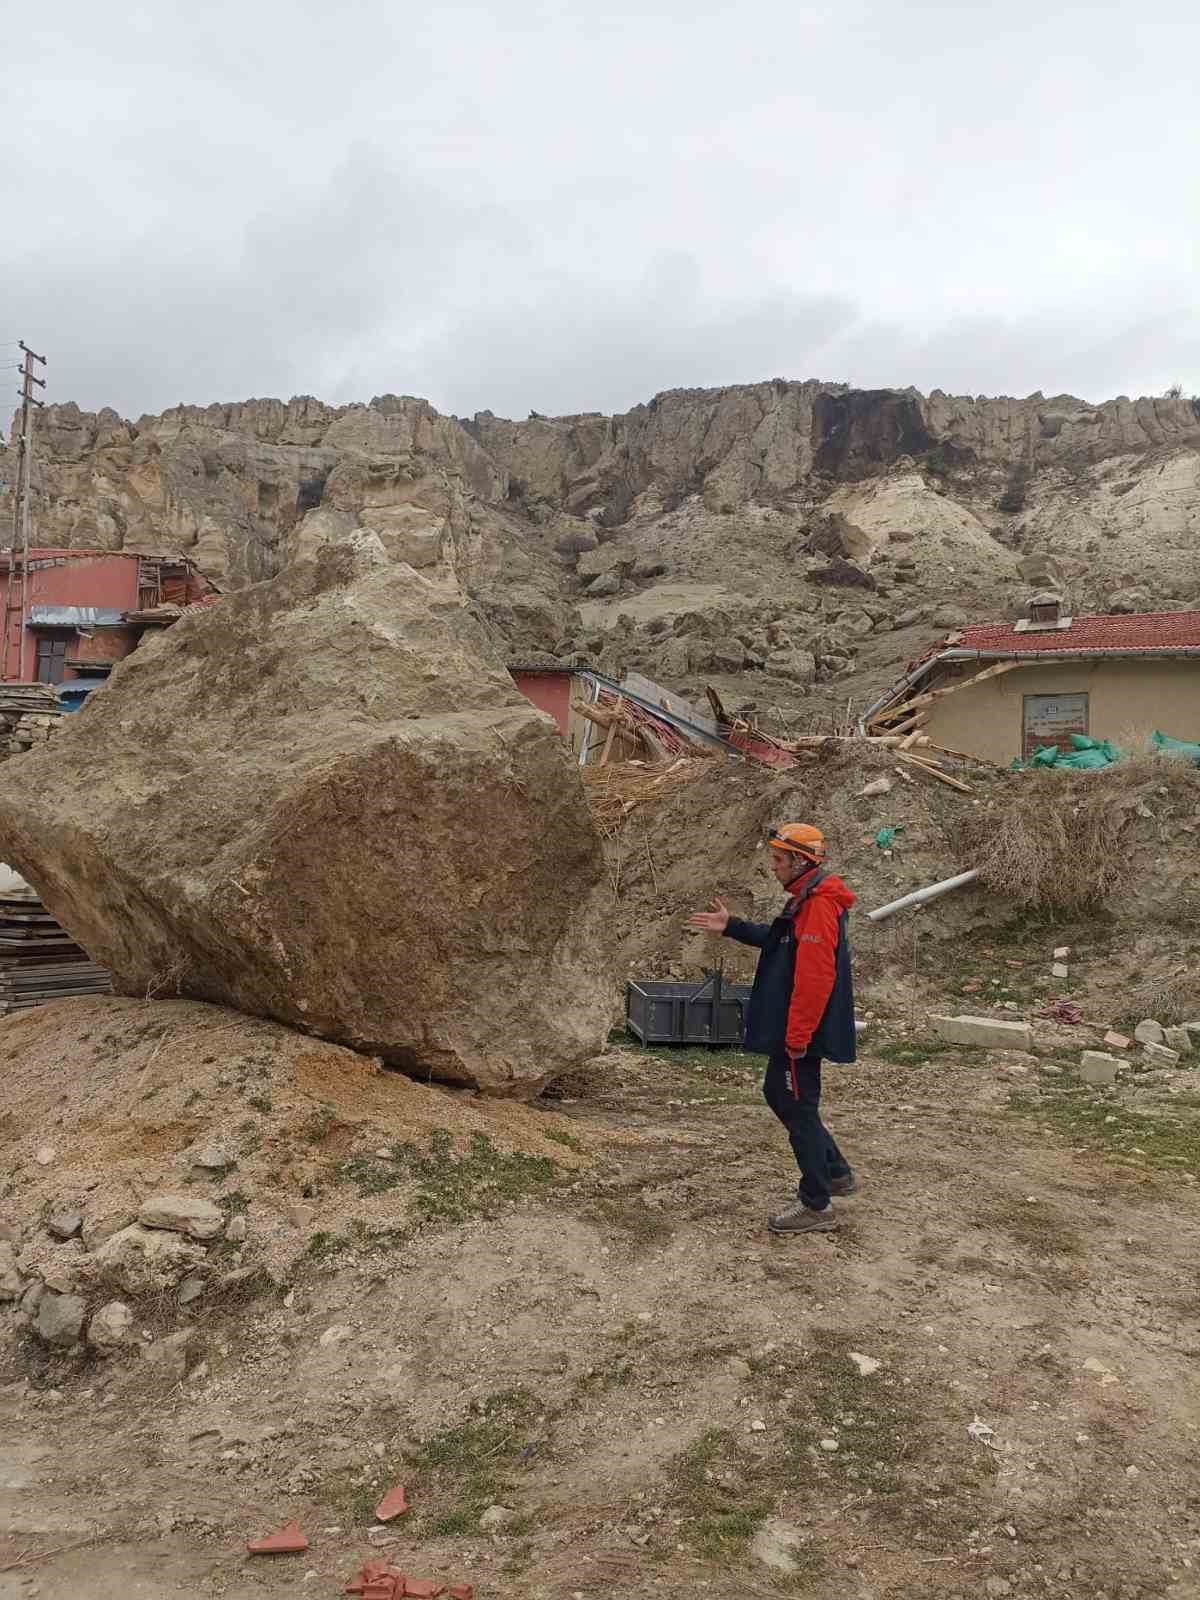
[0,537,612,1094]
[0,995,607,1319]
[592,747,1200,1021]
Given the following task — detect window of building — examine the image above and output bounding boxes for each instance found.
[1023,692,1088,757]
[34,634,70,685]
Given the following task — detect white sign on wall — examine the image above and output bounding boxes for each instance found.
[1023,692,1089,757]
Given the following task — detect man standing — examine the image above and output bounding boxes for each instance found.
[687,823,857,1235]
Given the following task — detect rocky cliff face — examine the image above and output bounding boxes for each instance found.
[4,380,1198,717]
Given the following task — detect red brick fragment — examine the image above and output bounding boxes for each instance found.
[247,1520,309,1555]
[448,1587,474,1600]
[375,1483,409,1522]
[403,1580,444,1599]
[362,1585,398,1600]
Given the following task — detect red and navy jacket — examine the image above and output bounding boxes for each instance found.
[723,868,857,1063]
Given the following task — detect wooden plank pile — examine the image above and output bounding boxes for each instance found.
[0,684,63,757]
[857,661,1027,794]
[0,877,112,1015]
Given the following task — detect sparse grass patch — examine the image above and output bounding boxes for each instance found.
[665,1334,946,1568]
[543,1127,585,1154]
[403,1388,542,1536]
[610,1036,762,1102]
[1009,1088,1200,1175]
[337,1129,561,1223]
[975,1195,1084,1257]
[590,1196,676,1254]
[873,1036,957,1067]
[304,1229,350,1263]
[317,1465,384,1525]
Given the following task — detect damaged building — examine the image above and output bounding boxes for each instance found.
[0,547,217,686]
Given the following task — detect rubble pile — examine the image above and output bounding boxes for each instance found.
[0,537,613,1094]
[0,994,596,1348]
[0,683,62,756]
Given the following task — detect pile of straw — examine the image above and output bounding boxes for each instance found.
[582,757,710,836]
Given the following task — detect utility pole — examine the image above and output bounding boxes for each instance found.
[4,341,46,681]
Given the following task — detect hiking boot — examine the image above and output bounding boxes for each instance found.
[767,1198,838,1235]
[830,1174,858,1197]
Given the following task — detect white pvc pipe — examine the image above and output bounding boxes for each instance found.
[865,868,980,923]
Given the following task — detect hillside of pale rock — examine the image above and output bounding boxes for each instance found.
[4,380,1199,725]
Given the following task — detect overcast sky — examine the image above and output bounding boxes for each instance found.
[5,0,1198,423]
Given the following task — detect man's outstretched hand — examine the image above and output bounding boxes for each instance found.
[687,898,730,935]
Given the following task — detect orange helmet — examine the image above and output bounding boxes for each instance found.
[767,822,825,866]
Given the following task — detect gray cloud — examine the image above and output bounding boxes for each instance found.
[5,0,1198,423]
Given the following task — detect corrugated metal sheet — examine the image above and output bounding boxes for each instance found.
[28,605,127,628]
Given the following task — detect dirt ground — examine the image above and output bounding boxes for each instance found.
[4,1025,1200,1600]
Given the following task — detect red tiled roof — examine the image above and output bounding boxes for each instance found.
[953,610,1200,657]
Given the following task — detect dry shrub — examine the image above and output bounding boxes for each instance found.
[962,758,1200,909]
[583,757,713,836]
[961,778,1124,909]
[1124,973,1198,1027]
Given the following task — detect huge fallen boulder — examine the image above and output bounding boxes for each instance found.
[0,537,612,1093]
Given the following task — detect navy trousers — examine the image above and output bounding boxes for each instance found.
[763,1052,851,1212]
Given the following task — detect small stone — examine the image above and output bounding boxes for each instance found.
[1053,946,1070,960]
[726,1357,752,1380]
[1079,1052,1123,1086]
[0,1240,24,1301]
[225,1214,248,1243]
[1134,1020,1164,1046]
[1143,1040,1181,1065]
[1125,1464,1140,1478]
[848,1351,881,1376]
[34,1145,55,1166]
[137,1194,224,1241]
[1038,1063,1064,1077]
[1164,1026,1192,1054]
[479,1504,516,1531]
[749,1518,805,1573]
[749,1419,767,1432]
[190,1142,233,1171]
[87,1300,135,1350]
[141,1329,197,1382]
[47,1211,83,1241]
[1051,963,1069,979]
[858,777,892,798]
[1103,1031,1131,1050]
[819,1437,839,1452]
[178,1275,206,1306]
[319,1325,353,1347]
[81,1207,136,1250]
[34,1291,87,1348]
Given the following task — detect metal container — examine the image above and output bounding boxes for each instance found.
[625,969,753,1047]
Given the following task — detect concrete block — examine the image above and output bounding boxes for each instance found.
[931,1015,1033,1051]
[1051,963,1069,979]
[1134,1019,1164,1045]
[1079,1051,1124,1085]
[1163,1026,1193,1054]
[1143,1040,1181,1065]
